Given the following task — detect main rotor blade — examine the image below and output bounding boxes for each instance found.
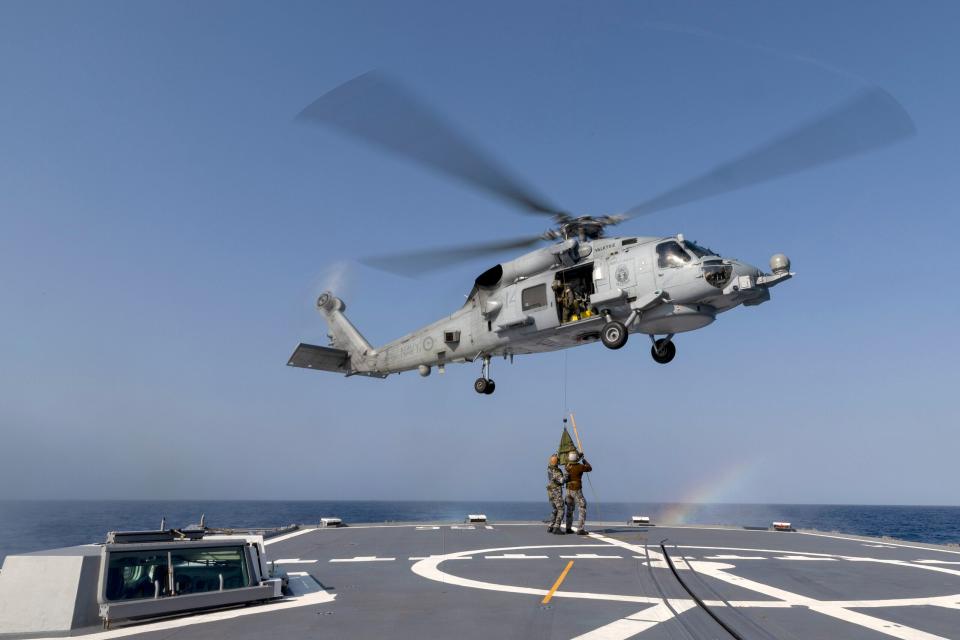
[299,71,563,217]
[624,88,916,218]
[362,236,544,277]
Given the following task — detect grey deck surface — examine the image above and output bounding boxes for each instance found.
[66,523,960,639]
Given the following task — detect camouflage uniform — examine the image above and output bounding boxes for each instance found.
[564,459,592,531]
[560,287,577,323]
[546,464,565,530]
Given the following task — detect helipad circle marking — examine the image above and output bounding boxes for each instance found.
[410,542,960,610]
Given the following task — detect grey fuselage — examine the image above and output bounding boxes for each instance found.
[326,234,791,376]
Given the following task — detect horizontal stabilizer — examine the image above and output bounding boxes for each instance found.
[287,343,351,374]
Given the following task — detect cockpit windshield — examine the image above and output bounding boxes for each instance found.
[656,242,692,268]
[685,241,718,258]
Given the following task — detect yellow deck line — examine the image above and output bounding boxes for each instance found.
[541,560,575,604]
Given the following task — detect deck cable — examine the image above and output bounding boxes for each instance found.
[674,551,780,640]
[643,540,699,640]
[660,539,745,640]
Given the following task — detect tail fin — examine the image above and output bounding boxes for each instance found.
[316,291,374,357]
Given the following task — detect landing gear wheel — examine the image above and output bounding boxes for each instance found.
[475,355,496,394]
[651,339,676,364]
[600,321,628,350]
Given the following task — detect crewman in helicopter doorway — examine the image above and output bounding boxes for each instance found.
[564,450,592,535]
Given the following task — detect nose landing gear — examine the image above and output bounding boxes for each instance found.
[474,355,495,394]
[650,335,676,364]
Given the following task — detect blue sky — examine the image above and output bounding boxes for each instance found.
[1,0,957,504]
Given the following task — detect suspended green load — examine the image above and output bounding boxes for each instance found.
[557,427,577,461]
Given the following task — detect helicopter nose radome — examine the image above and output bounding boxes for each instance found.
[770,253,791,275]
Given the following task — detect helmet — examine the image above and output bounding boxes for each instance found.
[568,450,580,463]
[549,454,558,466]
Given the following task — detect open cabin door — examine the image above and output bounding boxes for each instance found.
[553,262,596,324]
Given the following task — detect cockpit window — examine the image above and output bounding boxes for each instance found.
[685,241,717,258]
[657,242,692,268]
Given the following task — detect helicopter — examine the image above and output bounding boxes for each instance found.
[287,72,914,394]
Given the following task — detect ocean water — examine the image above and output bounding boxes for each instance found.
[1,500,958,563]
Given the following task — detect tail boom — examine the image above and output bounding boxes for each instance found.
[287,292,386,378]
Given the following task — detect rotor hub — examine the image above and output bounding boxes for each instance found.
[546,215,626,241]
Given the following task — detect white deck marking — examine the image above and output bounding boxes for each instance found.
[416,526,440,530]
[408,556,473,561]
[801,531,960,556]
[775,555,837,561]
[263,527,318,545]
[676,544,839,558]
[406,531,960,640]
[411,544,668,604]
[864,543,898,548]
[588,532,665,562]
[329,556,395,563]
[451,525,475,530]
[636,560,689,570]
[572,602,695,640]
[690,557,953,639]
[603,533,958,638]
[559,554,623,559]
[915,559,960,565]
[587,534,689,571]
[286,571,309,576]
[705,555,766,560]
[29,590,335,640]
[484,553,549,559]
[272,558,317,564]
[485,525,495,530]
[809,605,950,640]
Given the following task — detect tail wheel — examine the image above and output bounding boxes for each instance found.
[651,339,676,364]
[600,321,628,350]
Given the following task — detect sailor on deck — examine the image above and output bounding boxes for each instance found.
[546,454,566,534]
[564,450,592,535]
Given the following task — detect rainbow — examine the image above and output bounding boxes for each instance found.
[659,459,759,525]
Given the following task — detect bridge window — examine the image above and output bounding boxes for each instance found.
[104,545,250,601]
[104,550,171,601]
[170,546,249,595]
[522,283,547,310]
[657,242,692,269]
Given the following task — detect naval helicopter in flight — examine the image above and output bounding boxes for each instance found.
[287,72,914,394]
